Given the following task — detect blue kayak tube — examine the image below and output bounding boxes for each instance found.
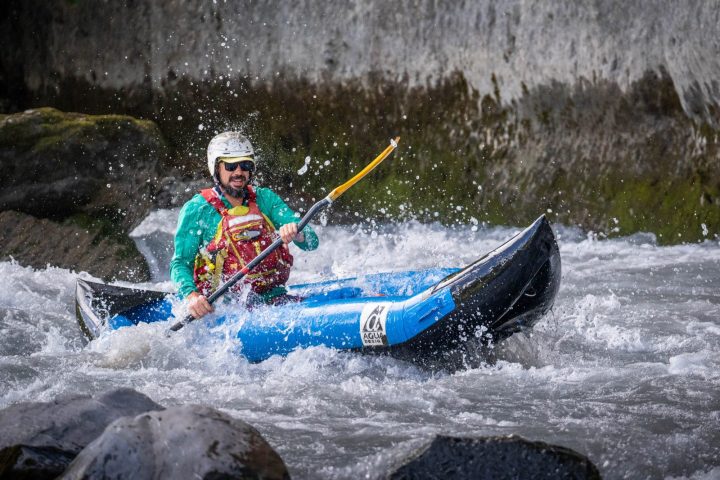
[76,215,561,368]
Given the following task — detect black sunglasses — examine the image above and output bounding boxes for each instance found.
[223,160,255,173]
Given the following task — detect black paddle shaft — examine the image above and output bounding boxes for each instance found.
[169,197,332,331]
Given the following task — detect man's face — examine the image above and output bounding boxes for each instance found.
[218,161,252,198]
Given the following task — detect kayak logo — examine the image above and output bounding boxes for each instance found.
[360,303,390,347]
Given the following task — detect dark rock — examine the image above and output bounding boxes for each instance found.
[59,404,290,480]
[153,176,209,209]
[387,435,601,480]
[0,388,163,480]
[0,210,150,282]
[0,107,166,232]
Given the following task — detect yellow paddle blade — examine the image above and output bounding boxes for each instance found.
[328,137,400,201]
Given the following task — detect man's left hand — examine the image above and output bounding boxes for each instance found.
[279,223,305,244]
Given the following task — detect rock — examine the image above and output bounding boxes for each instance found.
[0,388,163,480]
[0,107,166,232]
[0,210,150,282]
[153,176,209,209]
[387,435,601,480]
[59,405,290,480]
[0,107,166,279]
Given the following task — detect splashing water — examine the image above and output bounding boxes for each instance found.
[297,155,312,176]
[2,210,719,479]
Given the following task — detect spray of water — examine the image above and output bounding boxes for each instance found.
[2,210,719,479]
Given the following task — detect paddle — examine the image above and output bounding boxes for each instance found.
[169,137,401,331]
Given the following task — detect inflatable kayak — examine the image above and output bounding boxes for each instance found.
[76,215,561,368]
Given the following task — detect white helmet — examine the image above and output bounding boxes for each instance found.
[206,131,255,179]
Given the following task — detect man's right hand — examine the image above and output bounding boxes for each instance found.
[187,291,214,319]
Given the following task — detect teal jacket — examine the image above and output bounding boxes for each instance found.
[170,186,319,298]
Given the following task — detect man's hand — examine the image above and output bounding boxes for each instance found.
[279,222,305,245]
[187,291,214,319]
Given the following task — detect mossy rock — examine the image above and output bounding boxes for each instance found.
[0,210,150,282]
[0,107,167,232]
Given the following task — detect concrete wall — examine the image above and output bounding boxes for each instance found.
[3,0,719,118]
[2,0,719,242]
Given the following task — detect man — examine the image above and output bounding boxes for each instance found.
[170,131,319,319]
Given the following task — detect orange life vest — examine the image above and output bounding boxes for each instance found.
[193,187,293,296]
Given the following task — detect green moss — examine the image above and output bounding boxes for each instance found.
[150,71,506,225]
[604,176,720,244]
[94,114,158,134]
[162,72,711,243]
[0,107,163,154]
[64,212,119,241]
[62,212,149,264]
[16,71,719,244]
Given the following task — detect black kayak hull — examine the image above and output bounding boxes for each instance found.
[372,215,561,368]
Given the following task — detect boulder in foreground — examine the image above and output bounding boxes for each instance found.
[387,434,601,480]
[0,389,163,480]
[60,404,290,480]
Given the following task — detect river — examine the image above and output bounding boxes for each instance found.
[1,210,719,479]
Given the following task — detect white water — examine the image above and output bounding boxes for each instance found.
[1,211,719,479]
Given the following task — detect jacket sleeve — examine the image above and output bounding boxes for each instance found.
[259,188,319,251]
[170,199,205,298]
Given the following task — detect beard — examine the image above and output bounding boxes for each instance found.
[220,175,247,199]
